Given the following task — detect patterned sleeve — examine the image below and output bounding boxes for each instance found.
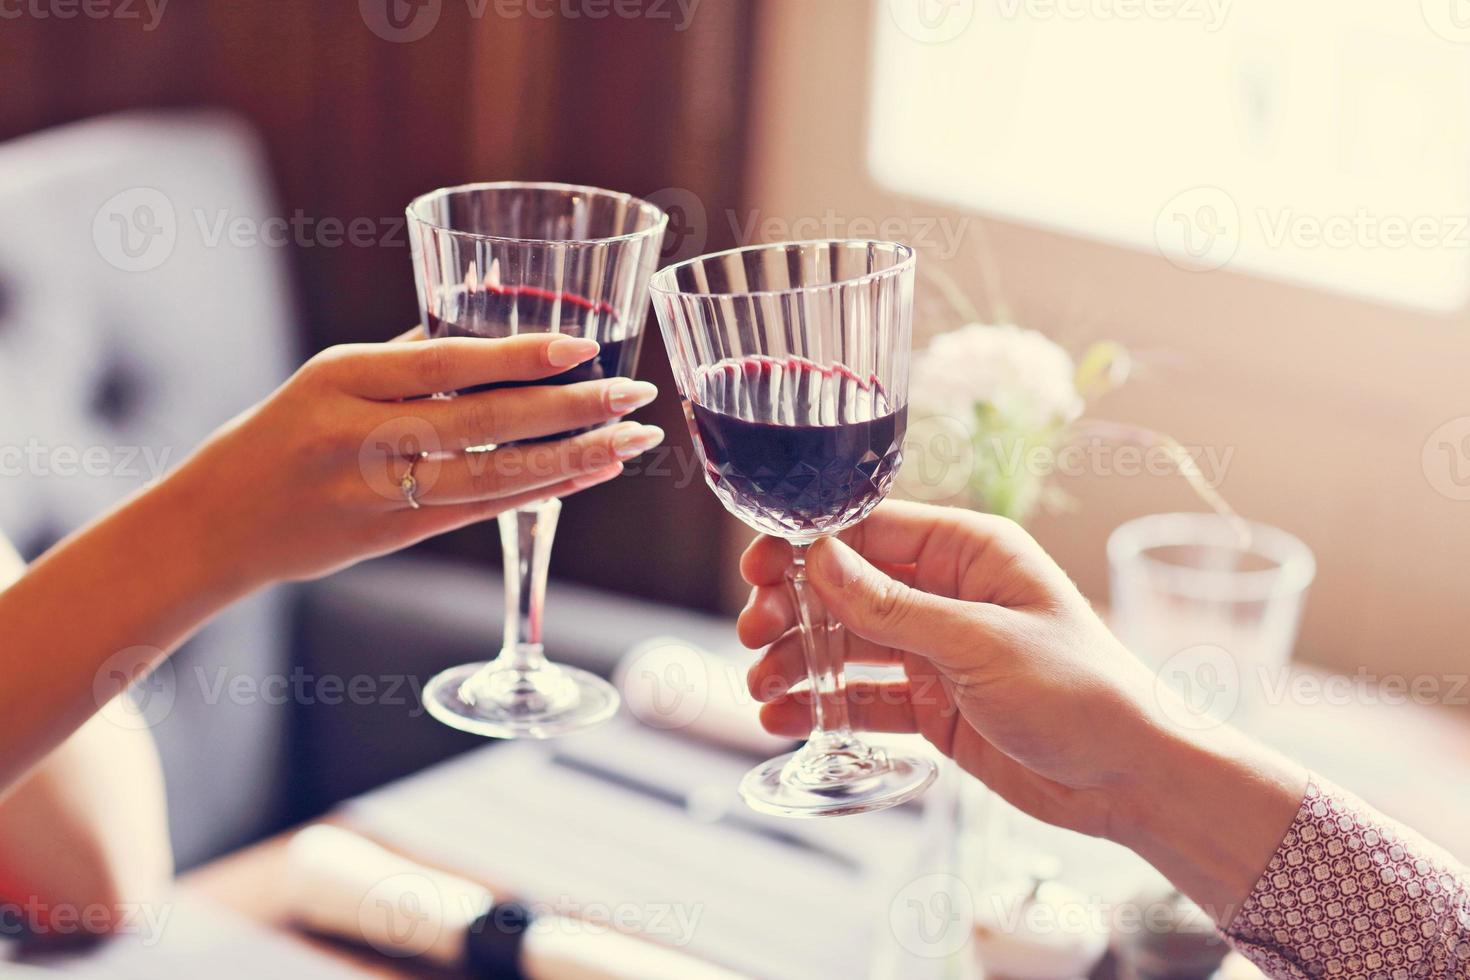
[1223,776,1470,978]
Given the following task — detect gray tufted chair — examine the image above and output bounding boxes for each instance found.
[0,111,297,866]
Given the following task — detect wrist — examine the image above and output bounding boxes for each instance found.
[145,444,272,603]
[1104,709,1308,924]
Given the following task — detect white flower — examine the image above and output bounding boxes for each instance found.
[909,323,1083,433]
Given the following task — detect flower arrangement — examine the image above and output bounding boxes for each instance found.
[901,322,1126,523]
[897,269,1236,529]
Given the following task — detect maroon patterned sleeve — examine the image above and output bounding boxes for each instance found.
[1222,776,1470,978]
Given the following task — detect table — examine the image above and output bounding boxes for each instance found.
[171,666,1470,979]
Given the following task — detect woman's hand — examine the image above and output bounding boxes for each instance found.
[174,329,663,588]
[736,500,1306,917]
[0,329,663,789]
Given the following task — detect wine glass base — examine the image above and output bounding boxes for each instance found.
[422,662,620,739]
[738,748,938,818]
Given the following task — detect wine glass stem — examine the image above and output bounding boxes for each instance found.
[498,499,561,673]
[787,540,856,747]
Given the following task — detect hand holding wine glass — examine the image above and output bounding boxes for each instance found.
[0,330,661,789]
[176,328,661,587]
[737,500,1309,915]
[652,239,935,817]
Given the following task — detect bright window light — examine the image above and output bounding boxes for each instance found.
[870,0,1470,312]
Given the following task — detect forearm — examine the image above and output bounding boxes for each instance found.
[1109,721,1470,978]
[1108,720,1309,922]
[0,459,255,791]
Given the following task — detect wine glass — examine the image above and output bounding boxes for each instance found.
[650,239,937,817]
[407,182,666,739]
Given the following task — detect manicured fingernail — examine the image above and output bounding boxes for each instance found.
[812,537,864,587]
[613,423,664,460]
[607,380,658,414]
[547,337,600,368]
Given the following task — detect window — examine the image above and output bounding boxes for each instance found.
[870,0,1470,311]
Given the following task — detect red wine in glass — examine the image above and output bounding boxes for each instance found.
[425,283,638,442]
[687,355,906,538]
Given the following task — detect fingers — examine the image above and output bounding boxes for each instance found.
[804,535,996,670]
[747,628,902,702]
[389,325,425,343]
[410,421,663,506]
[759,680,919,737]
[739,534,793,587]
[740,501,1037,590]
[390,378,658,450]
[401,462,625,539]
[312,334,603,400]
[736,561,914,649]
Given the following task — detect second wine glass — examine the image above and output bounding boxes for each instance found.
[650,239,937,817]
